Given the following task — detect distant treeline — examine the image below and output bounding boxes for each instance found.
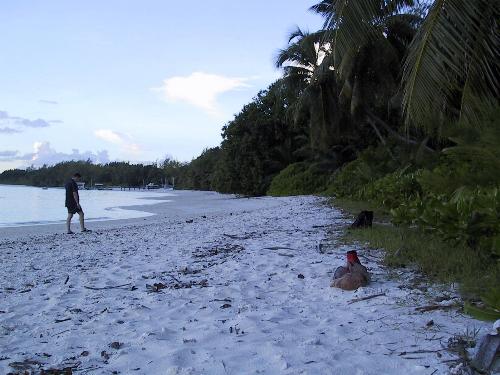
[0,145,220,189]
[0,161,165,187]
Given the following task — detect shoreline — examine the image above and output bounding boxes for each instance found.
[0,185,176,234]
[0,190,278,241]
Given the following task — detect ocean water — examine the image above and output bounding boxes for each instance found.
[0,185,174,227]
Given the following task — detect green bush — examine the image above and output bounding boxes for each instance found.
[391,187,500,256]
[417,148,500,196]
[267,162,329,196]
[355,167,423,209]
[324,158,374,197]
[324,146,401,197]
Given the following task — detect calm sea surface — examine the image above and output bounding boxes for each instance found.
[0,185,174,227]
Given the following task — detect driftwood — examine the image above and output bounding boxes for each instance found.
[163,274,181,283]
[471,333,500,372]
[398,349,443,356]
[54,318,71,323]
[350,211,374,228]
[415,304,457,312]
[348,292,386,305]
[83,283,132,291]
[264,246,295,251]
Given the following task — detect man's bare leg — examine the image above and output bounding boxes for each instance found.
[78,211,85,231]
[66,213,74,233]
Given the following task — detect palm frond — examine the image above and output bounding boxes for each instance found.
[310,0,417,67]
[275,28,325,70]
[287,25,306,43]
[402,0,500,128]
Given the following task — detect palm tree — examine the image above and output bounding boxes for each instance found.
[275,27,344,157]
[310,0,428,156]
[310,0,499,129]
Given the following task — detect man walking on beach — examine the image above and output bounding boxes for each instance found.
[65,173,91,234]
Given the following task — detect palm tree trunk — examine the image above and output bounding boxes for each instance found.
[366,110,436,153]
[366,118,397,161]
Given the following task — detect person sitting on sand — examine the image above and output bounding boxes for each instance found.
[65,172,91,234]
[331,250,370,291]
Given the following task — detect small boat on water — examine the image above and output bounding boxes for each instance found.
[93,183,113,190]
[146,183,160,190]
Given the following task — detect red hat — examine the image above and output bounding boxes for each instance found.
[347,250,360,264]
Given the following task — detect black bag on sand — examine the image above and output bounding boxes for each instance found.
[350,211,373,228]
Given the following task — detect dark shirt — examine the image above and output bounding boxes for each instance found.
[65,179,79,208]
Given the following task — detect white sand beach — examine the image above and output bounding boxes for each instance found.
[0,191,488,374]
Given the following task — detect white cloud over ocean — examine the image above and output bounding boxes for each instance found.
[94,129,141,155]
[0,142,109,167]
[156,72,251,115]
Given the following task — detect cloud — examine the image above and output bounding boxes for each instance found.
[0,127,22,134]
[0,150,19,158]
[39,99,58,105]
[94,129,141,155]
[95,129,124,144]
[0,142,109,166]
[156,72,251,114]
[17,118,51,128]
[0,110,61,133]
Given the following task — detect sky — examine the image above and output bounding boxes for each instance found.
[0,1,323,171]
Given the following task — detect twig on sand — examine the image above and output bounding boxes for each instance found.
[163,274,182,283]
[52,329,71,336]
[84,283,132,290]
[348,293,386,305]
[64,275,69,285]
[264,246,295,251]
[415,304,457,312]
[54,318,71,323]
[224,233,255,240]
[398,349,443,356]
[79,366,103,374]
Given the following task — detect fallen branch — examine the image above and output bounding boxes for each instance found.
[348,293,386,305]
[398,349,443,356]
[366,110,435,153]
[224,233,254,240]
[415,304,457,312]
[54,318,71,323]
[52,329,71,337]
[84,283,132,291]
[162,274,182,283]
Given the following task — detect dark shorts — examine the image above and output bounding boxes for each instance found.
[67,206,83,215]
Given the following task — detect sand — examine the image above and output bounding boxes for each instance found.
[0,191,488,374]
